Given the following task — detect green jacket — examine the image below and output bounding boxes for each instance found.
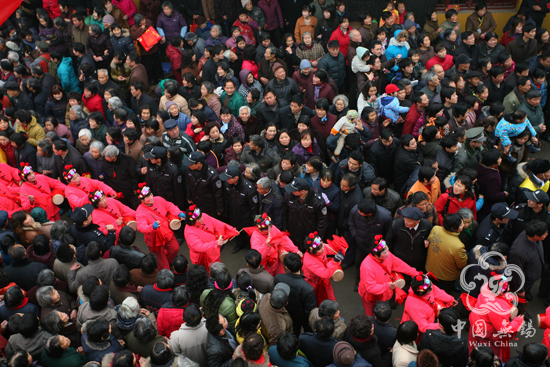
[200,289,238,327]
[41,347,89,367]
[91,123,108,146]
[221,92,246,118]
[518,101,544,132]
[503,88,524,115]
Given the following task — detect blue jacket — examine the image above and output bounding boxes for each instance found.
[110,34,136,55]
[57,57,81,93]
[378,95,409,123]
[268,345,314,367]
[531,78,548,108]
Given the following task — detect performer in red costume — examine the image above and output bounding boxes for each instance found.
[302,232,344,304]
[18,163,66,221]
[88,190,136,237]
[136,183,185,269]
[0,180,21,216]
[184,205,238,270]
[358,235,418,316]
[248,213,301,276]
[64,165,117,209]
[468,274,525,362]
[0,163,22,197]
[402,272,457,334]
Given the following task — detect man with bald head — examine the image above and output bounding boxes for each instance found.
[347,29,363,65]
[3,244,48,291]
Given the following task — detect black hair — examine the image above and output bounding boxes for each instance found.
[113,265,132,287]
[439,308,460,335]
[141,253,158,274]
[481,149,502,167]
[443,213,463,232]
[397,321,419,344]
[276,333,299,360]
[183,303,202,326]
[526,220,549,237]
[173,254,188,274]
[315,317,335,338]
[283,252,302,273]
[245,249,261,268]
[373,301,392,322]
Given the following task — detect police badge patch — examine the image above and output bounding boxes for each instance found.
[216,180,222,188]
[253,196,258,203]
[322,207,327,215]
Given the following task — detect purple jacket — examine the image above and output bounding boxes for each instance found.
[205,35,229,47]
[258,0,284,31]
[39,27,66,53]
[156,10,187,43]
[84,152,105,180]
[292,141,324,165]
[217,115,245,142]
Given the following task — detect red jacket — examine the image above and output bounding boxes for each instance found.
[425,54,454,71]
[166,44,183,85]
[401,284,454,333]
[329,26,353,59]
[157,306,184,337]
[20,174,66,220]
[136,196,181,247]
[66,177,117,209]
[82,93,105,118]
[434,189,477,224]
[250,226,298,276]
[403,104,422,136]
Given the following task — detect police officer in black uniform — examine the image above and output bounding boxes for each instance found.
[283,177,328,252]
[183,151,225,218]
[69,204,116,252]
[474,203,518,247]
[144,146,186,210]
[511,189,550,306]
[219,164,259,253]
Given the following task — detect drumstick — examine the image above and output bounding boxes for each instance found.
[324,243,339,255]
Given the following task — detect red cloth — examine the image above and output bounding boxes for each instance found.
[166,44,183,85]
[358,252,417,316]
[401,284,454,333]
[242,60,259,79]
[303,250,340,305]
[92,197,136,236]
[403,104,422,136]
[184,213,237,268]
[43,0,61,19]
[468,283,524,362]
[0,163,22,193]
[0,182,21,216]
[136,196,181,248]
[233,19,256,44]
[82,93,105,118]
[435,190,477,224]
[66,177,117,209]
[185,123,205,143]
[157,306,184,337]
[425,54,454,71]
[20,174,66,220]
[249,225,298,276]
[328,26,353,59]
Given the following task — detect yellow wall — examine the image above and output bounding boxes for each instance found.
[436,10,550,38]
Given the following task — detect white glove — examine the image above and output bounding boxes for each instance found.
[213,86,224,96]
[321,193,330,205]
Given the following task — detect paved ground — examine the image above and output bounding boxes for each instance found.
[114,141,550,355]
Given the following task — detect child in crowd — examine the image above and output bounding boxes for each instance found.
[495,109,538,163]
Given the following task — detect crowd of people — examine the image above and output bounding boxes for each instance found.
[2,0,550,366]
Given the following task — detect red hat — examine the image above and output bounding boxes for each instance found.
[385,84,400,95]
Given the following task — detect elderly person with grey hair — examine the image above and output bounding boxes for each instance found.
[75,129,96,155]
[69,104,90,141]
[256,177,283,229]
[36,285,78,321]
[243,163,262,184]
[97,69,122,98]
[139,270,175,312]
[115,297,155,337]
[102,144,140,208]
[457,207,478,251]
[83,140,105,180]
[329,94,350,120]
[36,139,57,177]
[123,313,163,357]
[237,105,262,141]
[420,70,441,101]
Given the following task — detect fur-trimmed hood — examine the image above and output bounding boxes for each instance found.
[517,162,529,180]
[471,245,507,272]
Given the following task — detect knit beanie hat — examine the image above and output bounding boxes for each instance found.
[300,59,312,70]
[333,342,355,366]
[403,19,415,30]
[241,0,252,6]
[31,208,48,224]
[165,101,178,110]
[346,110,358,122]
[103,15,115,25]
[272,62,284,73]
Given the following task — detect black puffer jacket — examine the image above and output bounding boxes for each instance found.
[385,218,433,272]
[265,77,300,105]
[240,145,280,173]
[343,328,392,367]
[368,138,399,185]
[274,273,317,335]
[259,186,284,229]
[103,153,139,208]
[283,188,328,251]
[393,145,423,195]
[109,245,145,270]
[146,161,186,210]
[223,175,258,229]
[185,164,225,217]
[206,331,235,367]
[336,185,363,232]
[317,52,346,90]
[348,204,392,251]
[418,329,469,367]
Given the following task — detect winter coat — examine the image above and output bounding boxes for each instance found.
[166,323,208,364]
[508,231,545,290]
[185,164,224,217]
[45,100,68,122]
[349,204,392,250]
[200,289,238,326]
[130,20,159,55]
[343,328,390,367]
[20,174,66,221]
[156,10,187,43]
[296,42,325,63]
[328,26,352,58]
[425,225,468,281]
[283,188,328,250]
[251,226,297,276]
[206,331,235,367]
[425,54,454,71]
[40,26,66,53]
[518,101,545,131]
[222,175,258,229]
[299,332,337,367]
[465,245,507,298]
[292,141,324,166]
[265,77,300,105]
[103,152,139,204]
[15,116,45,147]
[476,164,507,219]
[57,57,81,93]
[317,52,346,90]
[86,33,113,69]
[393,145,423,195]
[304,82,336,110]
[435,188,478,224]
[258,0,284,30]
[385,218,432,271]
[378,95,409,123]
[454,142,482,172]
[6,330,52,361]
[110,34,136,55]
[40,347,88,367]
